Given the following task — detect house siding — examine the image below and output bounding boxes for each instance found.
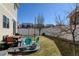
[0,3,18,41]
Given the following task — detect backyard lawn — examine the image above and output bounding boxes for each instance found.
[45,35,79,56]
[28,36,61,56]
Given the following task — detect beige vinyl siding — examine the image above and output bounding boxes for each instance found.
[0,3,18,41]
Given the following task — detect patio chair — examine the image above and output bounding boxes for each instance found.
[22,37,32,46]
[33,37,39,44]
[22,37,39,46]
[25,38,32,45]
[28,37,40,50]
[8,37,40,53]
[36,37,39,43]
[6,36,18,47]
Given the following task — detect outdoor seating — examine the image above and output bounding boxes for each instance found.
[18,36,40,52]
[13,35,22,40]
[22,37,32,46]
[35,37,39,43]
[24,38,32,45]
[7,36,40,54]
[5,36,18,47]
[15,33,23,39]
[32,37,39,44]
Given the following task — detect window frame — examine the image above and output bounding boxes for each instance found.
[3,15,9,28]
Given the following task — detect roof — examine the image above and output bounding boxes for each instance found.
[67,7,79,18]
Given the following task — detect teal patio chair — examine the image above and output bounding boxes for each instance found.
[32,37,39,43]
[32,37,40,45]
[19,36,40,52]
[35,37,39,44]
[22,37,32,46]
[25,38,32,45]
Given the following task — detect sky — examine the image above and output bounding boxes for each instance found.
[18,3,76,25]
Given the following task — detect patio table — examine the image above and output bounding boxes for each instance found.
[18,37,25,46]
[13,36,21,40]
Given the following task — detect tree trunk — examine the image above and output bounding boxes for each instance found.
[72,31,76,56]
[39,28,41,36]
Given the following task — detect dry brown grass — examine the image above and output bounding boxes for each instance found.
[45,35,79,56]
[29,36,61,56]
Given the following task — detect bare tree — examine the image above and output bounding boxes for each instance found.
[33,17,37,40]
[54,4,79,55]
[54,15,66,37]
[36,14,44,35]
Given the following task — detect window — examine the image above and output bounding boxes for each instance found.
[3,15,9,28]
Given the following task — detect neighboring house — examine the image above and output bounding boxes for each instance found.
[0,3,18,41]
[19,23,33,28]
[68,6,79,28]
[44,24,54,28]
[17,23,55,36]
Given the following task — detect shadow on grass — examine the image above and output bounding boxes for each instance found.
[45,35,79,56]
[8,51,38,56]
